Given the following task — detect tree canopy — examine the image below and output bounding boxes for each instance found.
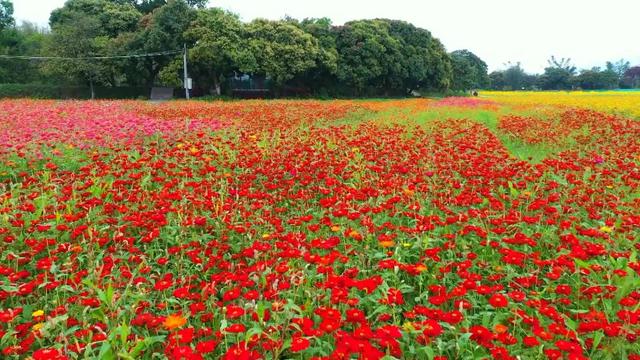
[1,1,638,96]
[450,49,489,90]
[0,0,13,31]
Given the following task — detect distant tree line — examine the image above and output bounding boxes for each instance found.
[489,58,639,91]
[0,0,491,97]
[1,0,638,98]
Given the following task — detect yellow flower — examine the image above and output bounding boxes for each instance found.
[600,226,613,233]
[163,314,187,330]
[402,321,415,331]
[176,143,185,149]
[331,225,341,232]
[32,323,44,331]
[189,146,199,155]
[32,310,44,317]
[402,242,412,248]
[262,233,271,239]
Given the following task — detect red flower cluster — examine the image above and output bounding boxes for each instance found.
[0,99,639,359]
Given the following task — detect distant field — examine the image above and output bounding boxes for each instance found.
[0,96,639,359]
[483,90,640,119]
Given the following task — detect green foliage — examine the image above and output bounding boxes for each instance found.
[0,0,13,31]
[575,67,618,90]
[0,22,47,83]
[386,19,452,92]
[0,2,470,97]
[334,19,451,96]
[334,19,403,94]
[138,0,195,85]
[537,56,577,90]
[623,66,640,88]
[164,8,248,93]
[245,19,322,88]
[450,49,489,90]
[490,62,538,90]
[44,13,108,90]
[112,0,207,13]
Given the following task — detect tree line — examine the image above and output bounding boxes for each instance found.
[489,58,640,91]
[0,0,638,98]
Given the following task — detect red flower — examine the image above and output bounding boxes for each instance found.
[489,293,509,308]
[291,336,310,352]
[422,319,443,337]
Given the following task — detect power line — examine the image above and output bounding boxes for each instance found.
[0,50,183,61]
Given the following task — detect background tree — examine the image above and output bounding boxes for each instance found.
[575,67,618,90]
[138,0,195,86]
[44,14,108,98]
[0,22,48,83]
[537,56,576,90]
[500,62,529,90]
[450,49,489,91]
[622,66,640,88]
[290,17,338,95]
[109,0,207,13]
[48,0,143,87]
[334,19,404,96]
[385,19,451,93]
[244,19,321,92]
[0,0,13,31]
[160,7,247,94]
[606,59,630,88]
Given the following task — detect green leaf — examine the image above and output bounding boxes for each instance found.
[591,331,604,353]
[98,341,115,360]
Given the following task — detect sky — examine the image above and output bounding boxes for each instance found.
[11,0,640,73]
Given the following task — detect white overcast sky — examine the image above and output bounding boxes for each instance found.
[12,0,640,73]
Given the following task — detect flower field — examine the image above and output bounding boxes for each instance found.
[0,96,639,360]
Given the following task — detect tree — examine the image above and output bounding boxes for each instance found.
[244,19,322,91]
[138,0,196,86]
[0,0,13,31]
[292,18,339,94]
[606,59,630,87]
[537,56,576,90]
[50,0,141,37]
[623,66,640,88]
[384,19,452,93]
[450,49,489,91]
[495,62,532,90]
[108,0,207,13]
[334,19,404,95]
[45,14,108,98]
[160,8,248,94]
[0,22,48,83]
[575,67,618,90]
[48,0,143,87]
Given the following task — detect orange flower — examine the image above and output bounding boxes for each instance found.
[379,240,395,248]
[494,324,509,334]
[163,314,187,330]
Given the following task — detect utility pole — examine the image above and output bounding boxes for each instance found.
[183,43,190,100]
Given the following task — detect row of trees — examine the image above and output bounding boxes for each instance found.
[1,0,638,97]
[490,58,640,91]
[1,0,492,97]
